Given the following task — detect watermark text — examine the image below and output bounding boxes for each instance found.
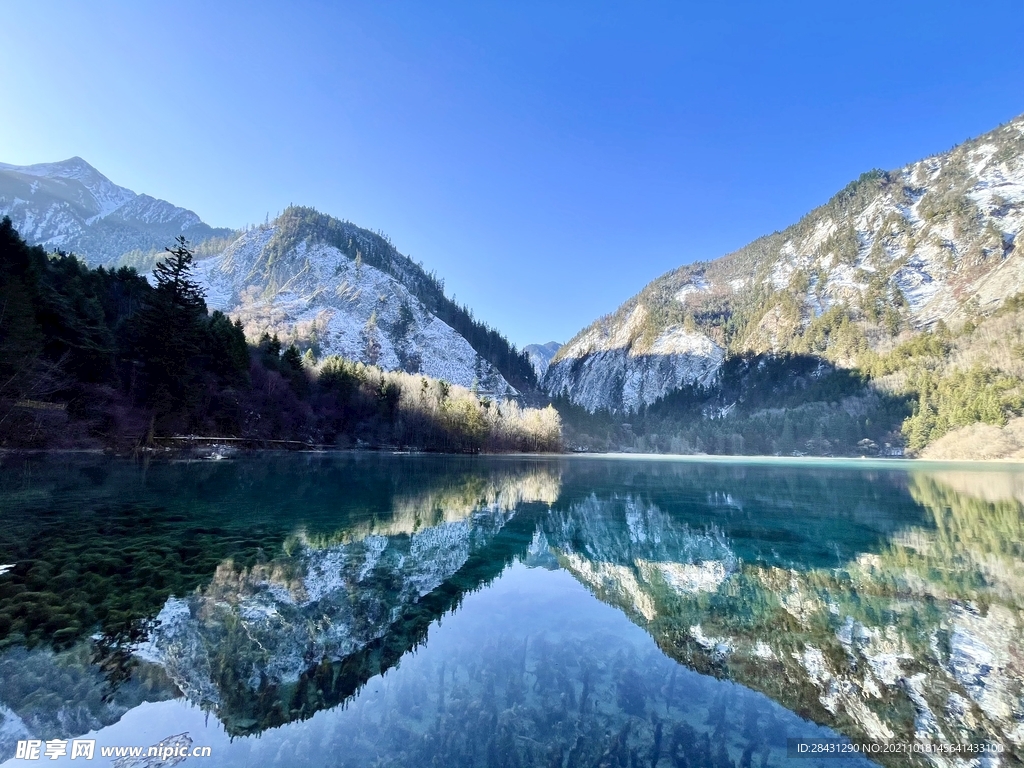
[15,737,212,761]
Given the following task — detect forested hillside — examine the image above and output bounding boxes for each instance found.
[548,113,1024,457]
[222,206,538,392]
[1,157,539,397]
[0,218,560,452]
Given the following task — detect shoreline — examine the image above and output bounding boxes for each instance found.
[3,445,1024,469]
[558,451,1024,469]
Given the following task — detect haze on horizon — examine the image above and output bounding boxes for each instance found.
[2,0,1022,347]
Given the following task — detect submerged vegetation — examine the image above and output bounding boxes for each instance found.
[0,218,561,452]
[4,455,1018,765]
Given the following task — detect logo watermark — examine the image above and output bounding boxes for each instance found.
[14,733,212,763]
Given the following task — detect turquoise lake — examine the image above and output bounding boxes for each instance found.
[0,453,1022,766]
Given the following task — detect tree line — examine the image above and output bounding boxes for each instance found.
[0,218,561,452]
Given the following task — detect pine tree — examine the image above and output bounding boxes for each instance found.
[282,344,303,372]
[135,236,209,417]
[206,312,249,385]
[363,311,381,366]
[281,343,308,395]
[153,236,206,313]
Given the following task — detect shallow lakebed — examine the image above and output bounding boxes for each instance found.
[0,453,1022,766]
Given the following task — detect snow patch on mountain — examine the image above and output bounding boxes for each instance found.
[0,157,229,265]
[547,113,1024,412]
[524,341,561,379]
[195,227,515,393]
[675,276,711,303]
[544,305,724,413]
[757,122,1024,327]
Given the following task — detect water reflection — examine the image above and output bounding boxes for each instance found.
[134,490,547,735]
[0,455,560,757]
[536,463,1024,763]
[0,455,1022,766]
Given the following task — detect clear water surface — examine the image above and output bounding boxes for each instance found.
[0,453,1022,767]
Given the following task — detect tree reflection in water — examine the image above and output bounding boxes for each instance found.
[0,455,1022,766]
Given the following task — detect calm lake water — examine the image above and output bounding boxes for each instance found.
[0,453,1022,767]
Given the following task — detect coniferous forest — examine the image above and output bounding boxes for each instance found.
[0,218,562,452]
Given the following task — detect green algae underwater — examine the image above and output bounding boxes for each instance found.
[0,452,1022,767]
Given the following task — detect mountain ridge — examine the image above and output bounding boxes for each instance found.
[523,341,561,379]
[0,156,232,265]
[546,112,1024,416]
[197,209,526,393]
[0,160,537,394]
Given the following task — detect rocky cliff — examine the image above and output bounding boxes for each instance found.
[547,114,1024,413]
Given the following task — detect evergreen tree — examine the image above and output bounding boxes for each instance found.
[280,343,308,395]
[135,236,209,415]
[257,332,282,369]
[363,311,381,366]
[153,236,207,313]
[282,344,303,373]
[206,312,249,385]
[0,218,47,400]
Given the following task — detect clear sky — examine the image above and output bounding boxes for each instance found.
[2,1,1022,347]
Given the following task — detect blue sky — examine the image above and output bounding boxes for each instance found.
[2,1,1023,347]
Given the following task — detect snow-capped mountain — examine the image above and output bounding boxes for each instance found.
[546,113,1024,412]
[523,341,561,379]
[0,160,535,392]
[196,208,519,393]
[0,157,231,264]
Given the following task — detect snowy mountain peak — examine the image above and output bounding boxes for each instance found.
[0,155,102,180]
[524,342,561,379]
[0,156,230,264]
[197,212,519,394]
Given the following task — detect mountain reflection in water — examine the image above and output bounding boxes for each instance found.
[0,454,1021,767]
